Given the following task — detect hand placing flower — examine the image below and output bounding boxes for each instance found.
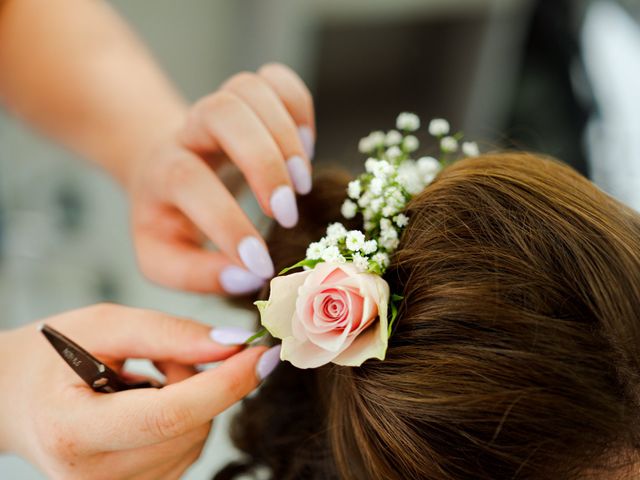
[256,262,390,368]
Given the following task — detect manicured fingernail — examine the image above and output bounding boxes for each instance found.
[210,326,256,346]
[270,185,298,228]
[219,266,265,295]
[256,345,281,380]
[238,236,274,279]
[298,126,314,161]
[286,155,312,195]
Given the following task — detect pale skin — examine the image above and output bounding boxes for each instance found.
[0,0,316,293]
[0,0,315,477]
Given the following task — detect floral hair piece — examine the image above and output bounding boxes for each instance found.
[250,113,479,369]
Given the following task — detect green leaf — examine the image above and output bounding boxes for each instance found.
[367,261,383,275]
[244,327,268,344]
[387,294,403,336]
[279,258,323,275]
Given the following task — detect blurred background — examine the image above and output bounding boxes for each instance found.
[1,0,638,478]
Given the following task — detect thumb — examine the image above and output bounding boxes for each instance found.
[62,303,248,364]
[73,345,280,452]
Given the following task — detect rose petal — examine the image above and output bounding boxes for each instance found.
[350,295,377,333]
[332,275,390,366]
[306,288,364,352]
[306,319,354,352]
[260,269,312,339]
[281,336,348,369]
[313,290,349,326]
[321,266,349,284]
[332,321,386,366]
[292,311,309,341]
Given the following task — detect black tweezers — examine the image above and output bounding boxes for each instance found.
[41,323,160,393]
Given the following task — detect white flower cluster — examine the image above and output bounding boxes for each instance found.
[305,222,383,272]
[305,113,480,275]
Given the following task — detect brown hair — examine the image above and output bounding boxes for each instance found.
[215,153,640,480]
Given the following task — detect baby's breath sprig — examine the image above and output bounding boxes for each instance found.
[283,113,479,278]
[427,118,480,166]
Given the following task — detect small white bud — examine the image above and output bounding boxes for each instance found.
[462,141,480,157]
[358,136,374,154]
[322,245,345,264]
[402,135,419,152]
[381,237,400,251]
[417,156,440,177]
[362,239,378,254]
[352,253,369,272]
[385,130,403,146]
[394,213,409,227]
[369,177,384,196]
[372,159,394,178]
[347,180,362,199]
[306,241,325,260]
[341,199,357,219]
[386,146,402,160]
[326,222,347,241]
[440,136,458,153]
[369,131,386,147]
[372,252,390,268]
[365,157,378,173]
[396,112,421,132]
[345,230,366,252]
[428,118,450,136]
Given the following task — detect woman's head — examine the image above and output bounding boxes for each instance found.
[218,153,640,480]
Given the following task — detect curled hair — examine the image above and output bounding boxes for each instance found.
[215,153,640,480]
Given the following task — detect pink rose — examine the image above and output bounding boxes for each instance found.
[256,262,390,369]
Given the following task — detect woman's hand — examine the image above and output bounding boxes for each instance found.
[128,63,315,295]
[0,304,277,480]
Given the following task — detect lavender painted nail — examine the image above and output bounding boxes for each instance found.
[270,185,298,228]
[256,345,282,381]
[286,155,312,195]
[219,266,265,295]
[298,126,315,161]
[238,236,274,279]
[210,326,256,346]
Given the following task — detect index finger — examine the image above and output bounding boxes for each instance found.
[258,63,316,157]
[71,346,279,452]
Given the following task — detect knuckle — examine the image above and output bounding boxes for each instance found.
[224,71,259,91]
[39,420,76,460]
[222,368,250,400]
[144,403,193,441]
[199,90,242,115]
[164,155,200,193]
[258,62,290,77]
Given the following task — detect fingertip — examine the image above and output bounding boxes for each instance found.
[219,265,266,295]
[286,155,312,195]
[209,326,256,346]
[256,344,282,381]
[298,126,315,161]
[270,185,298,228]
[237,236,275,279]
